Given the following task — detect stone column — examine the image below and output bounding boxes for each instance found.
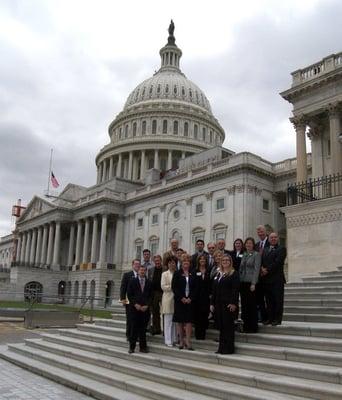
[99,214,108,264]
[25,230,32,264]
[117,153,122,178]
[108,156,114,180]
[20,232,26,263]
[96,164,101,184]
[140,150,146,179]
[35,227,43,265]
[167,150,172,170]
[16,235,22,262]
[292,116,307,182]
[181,151,186,159]
[90,216,99,264]
[41,225,48,264]
[82,218,90,264]
[154,149,159,169]
[102,160,107,182]
[328,104,342,174]
[128,151,133,180]
[114,216,124,265]
[46,224,54,266]
[75,220,83,266]
[52,221,61,266]
[132,157,139,180]
[205,192,213,243]
[29,228,37,264]
[67,224,75,266]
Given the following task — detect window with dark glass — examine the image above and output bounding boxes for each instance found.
[184,122,189,136]
[152,120,157,134]
[173,121,178,135]
[194,124,198,139]
[133,122,137,136]
[142,120,146,135]
[163,120,168,134]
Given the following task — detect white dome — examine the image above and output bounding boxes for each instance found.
[124,70,212,112]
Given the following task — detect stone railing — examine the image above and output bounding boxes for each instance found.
[291,52,342,86]
[75,188,123,206]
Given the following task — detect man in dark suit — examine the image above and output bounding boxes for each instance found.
[260,232,287,326]
[119,259,140,340]
[255,225,270,323]
[147,254,163,335]
[127,264,152,353]
[191,239,208,271]
[216,239,230,255]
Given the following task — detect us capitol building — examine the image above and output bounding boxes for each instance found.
[1,23,341,303]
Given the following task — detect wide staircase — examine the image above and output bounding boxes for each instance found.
[2,268,342,400]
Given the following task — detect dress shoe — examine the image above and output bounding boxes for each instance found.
[262,320,271,325]
[128,349,135,354]
[271,320,282,326]
[139,348,149,353]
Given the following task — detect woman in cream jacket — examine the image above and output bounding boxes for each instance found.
[161,255,177,346]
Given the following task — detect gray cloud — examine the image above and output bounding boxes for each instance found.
[0,0,341,235]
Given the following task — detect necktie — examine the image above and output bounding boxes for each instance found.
[140,278,145,292]
[259,241,264,254]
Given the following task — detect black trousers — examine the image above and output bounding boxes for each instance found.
[256,281,267,322]
[124,304,132,339]
[264,280,285,323]
[129,307,150,350]
[218,307,236,354]
[240,282,258,333]
[194,305,209,340]
[150,291,162,334]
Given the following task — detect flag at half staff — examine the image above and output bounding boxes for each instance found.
[51,171,60,188]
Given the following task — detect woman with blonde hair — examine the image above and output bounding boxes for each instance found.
[212,253,240,354]
[172,253,197,350]
[161,255,178,346]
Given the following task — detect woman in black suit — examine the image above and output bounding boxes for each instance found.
[193,255,211,340]
[172,254,197,350]
[229,238,244,272]
[212,254,240,354]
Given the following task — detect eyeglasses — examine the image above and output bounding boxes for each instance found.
[208,247,215,250]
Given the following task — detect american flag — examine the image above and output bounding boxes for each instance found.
[51,171,60,188]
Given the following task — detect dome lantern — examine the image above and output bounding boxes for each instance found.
[159,20,182,72]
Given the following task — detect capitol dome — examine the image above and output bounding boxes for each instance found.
[95,21,226,184]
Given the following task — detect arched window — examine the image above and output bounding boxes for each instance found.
[189,89,193,98]
[24,281,43,303]
[125,124,128,138]
[149,236,159,257]
[182,87,185,96]
[202,127,206,141]
[194,124,198,139]
[81,280,87,300]
[174,85,177,95]
[157,84,161,94]
[133,122,137,137]
[149,85,153,95]
[184,122,189,136]
[165,84,169,94]
[105,281,115,307]
[173,121,178,135]
[152,120,157,134]
[119,127,122,139]
[210,130,213,143]
[90,280,96,298]
[74,281,79,303]
[163,120,168,134]
[142,120,146,135]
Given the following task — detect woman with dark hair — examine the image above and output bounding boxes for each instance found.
[172,254,197,350]
[212,253,239,354]
[229,238,244,272]
[193,255,211,340]
[239,237,261,333]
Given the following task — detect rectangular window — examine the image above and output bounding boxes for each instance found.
[216,198,225,211]
[135,245,142,260]
[195,203,203,215]
[137,218,143,228]
[152,214,159,225]
[150,240,159,257]
[263,199,270,211]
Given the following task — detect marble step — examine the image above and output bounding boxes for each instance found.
[320,271,342,277]
[285,286,342,292]
[284,306,342,315]
[283,312,342,323]
[284,299,342,307]
[0,345,150,400]
[284,291,342,299]
[93,318,342,338]
[5,342,310,400]
[42,331,342,367]
[75,322,342,351]
[287,281,342,288]
[303,275,342,282]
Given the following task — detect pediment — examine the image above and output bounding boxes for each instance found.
[19,196,56,222]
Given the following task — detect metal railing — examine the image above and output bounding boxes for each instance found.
[287,173,342,205]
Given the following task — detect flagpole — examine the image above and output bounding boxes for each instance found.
[47,148,53,196]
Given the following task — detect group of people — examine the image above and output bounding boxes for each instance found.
[120,225,287,355]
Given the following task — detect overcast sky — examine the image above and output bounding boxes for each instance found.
[1,0,341,236]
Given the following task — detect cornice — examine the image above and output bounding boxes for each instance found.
[287,207,342,228]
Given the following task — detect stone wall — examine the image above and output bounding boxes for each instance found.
[282,195,342,281]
